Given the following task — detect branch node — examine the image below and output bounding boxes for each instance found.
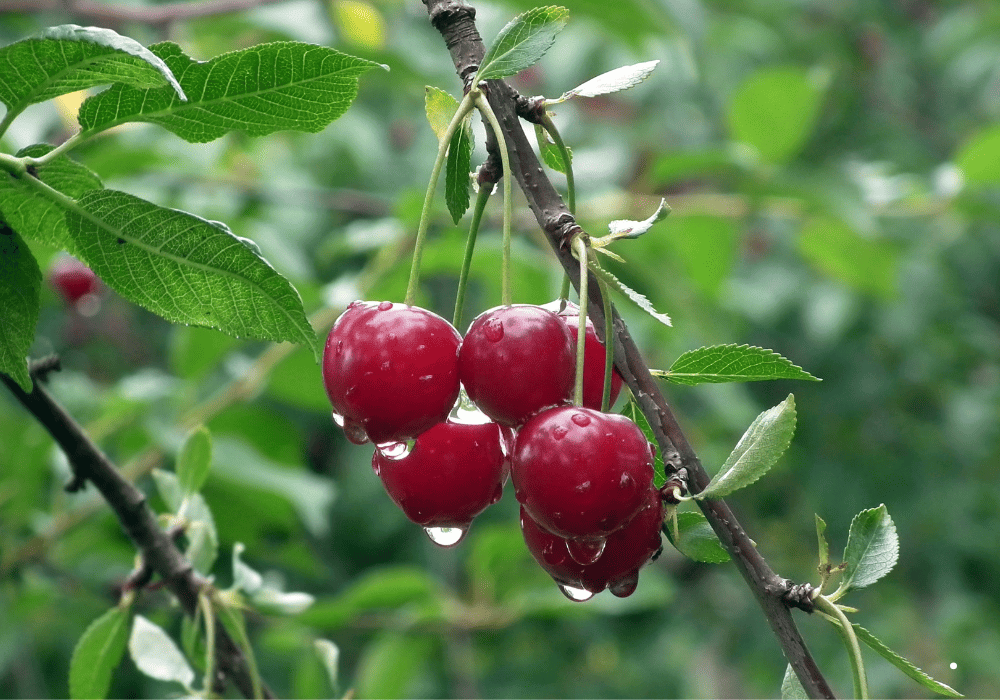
[515,94,548,124]
[29,355,62,383]
[777,579,818,613]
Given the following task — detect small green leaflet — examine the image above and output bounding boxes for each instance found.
[77,41,385,143]
[781,664,809,700]
[151,469,218,574]
[64,189,320,359]
[853,624,963,698]
[315,639,341,697]
[445,115,473,224]
[177,425,212,496]
[0,144,103,249]
[620,397,664,487]
[424,86,459,141]
[836,504,898,594]
[652,344,820,386]
[128,615,195,689]
[476,6,569,82]
[535,122,572,174]
[698,394,796,500]
[69,605,131,700]
[0,24,184,124]
[0,225,40,393]
[550,60,659,104]
[606,198,669,240]
[590,263,671,327]
[664,511,730,563]
[815,514,830,570]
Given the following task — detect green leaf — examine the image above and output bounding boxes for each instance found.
[231,542,263,594]
[781,664,809,700]
[552,60,659,103]
[0,24,184,125]
[477,6,569,82]
[954,123,1000,186]
[232,542,315,613]
[0,225,40,393]
[664,511,730,563]
[314,639,340,697]
[445,113,472,224]
[620,397,665,487]
[653,344,820,386]
[816,514,830,571]
[424,86,459,141]
[214,596,262,699]
[0,145,103,249]
[151,469,218,574]
[853,624,963,698]
[64,189,319,358]
[177,425,212,496]
[727,66,826,164]
[590,263,671,327]
[699,394,796,500]
[77,41,384,143]
[798,217,899,299]
[606,198,670,240]
[535,123,571,174]
[298,566,438,629]
[69,605,131,700]
[838,504,899,593]
[128,615,195,688]
[355,632,436,699]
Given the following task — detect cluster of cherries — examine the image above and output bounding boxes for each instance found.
[321,300,664,601]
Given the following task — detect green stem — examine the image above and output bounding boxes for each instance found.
[474,92,513,306]
[816,594,868,699]
[453,182,492,330]
[23,132,85,167]
[200,591,216,696]
[541,113,575,215]
[598,273,614,412]
[572,237,588,407]
[558,274,571,310]
[405,91,476,306]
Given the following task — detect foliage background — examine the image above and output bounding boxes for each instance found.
[2,0,999,697]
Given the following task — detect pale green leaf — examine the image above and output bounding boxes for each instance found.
[64,190,319,358]
[535,122,571,174]
[816,514,829,570]
[590,263,671,327]
[177,425,211,496]
[839,504,899,593]
[0,225,40,393]
[798,217,899,299]
[314,639,341,697]
[128,615,195,688]
[78,41,385,143]
[606,198,670,239]
[699,394,796,500]
[231,542,263,594]
[653,344,820,386]
[445,113,472,224]
[151,469,218,574]
[620,397,665,487]
[0,24,184,122]
[664,511,730,563]
[853,624,963,698]
[69,605,131,700]
[954,123,1000,186]
[554,60,659,102]
[477,6,569,82]
[781,664,809,700]
[424,85,459,142]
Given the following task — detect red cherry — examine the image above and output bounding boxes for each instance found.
[512,405,654,540]
[543,300,623,410]
[49,256,99,304]
[322,301,461,444]
[373,419,509,545]
[459,305,574,427]
[520,488,664,600]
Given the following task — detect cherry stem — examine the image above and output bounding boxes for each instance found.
[572,236,588,407]
[540,112,575,215]
[558,274,571,309]
[452,182,492,330]
[598,272,614,412]
[405,91,476,307]
[474,92,513,306]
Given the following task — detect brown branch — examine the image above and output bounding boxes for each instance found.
[3,0,291,27]
[421,2,835,697]
[2,364,273,700]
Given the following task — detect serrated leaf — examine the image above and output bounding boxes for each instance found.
[77,41,385,143]
[653,344,820,386]
[699,394,796,500]
[0,24,184,123]
[177,425,211,496]
[0,225,40,393]
[555,60,659,102]
[839,504,899,592]
[477,6,569,82]
[69,605,131,700]
[445,114,472,224]
[664,511,730,563]
[64,189,319,358]
[853,624,963,698]
[606,198,669,240]
[590,263,671,327]
[424,86,459,142]
[781,664,809,700]
[816,514,829,570]
[0,144,103,248]
[620,397,665,487]
[535,122,571,174]
[128,615,195,688]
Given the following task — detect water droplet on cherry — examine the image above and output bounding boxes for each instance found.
[331,411,345,427]
[483,317,504,342]
[566,537,606,565]
[423,525,468,547]
[552,425,568,440]
[619,473,634,488]
[378,301,393,311]
[557,582,595,602]
[377,440,414,460]
[336,339,344,355]
[571,412,591,427]
[574,480,592,494]
[609,572,639,598]
[343,417,369,445]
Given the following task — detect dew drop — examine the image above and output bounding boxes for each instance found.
[377,440,414,460]
[380,360,391,372]
[451,401,491,425]
[609,572,639,598]
[343,417,369,445]
[489,482,504,504]
[619,472,634,489]
[574,480,592,494]
[571,412,591,427]
[419,374,435,383]
[331,411,345,427]
[552,425,569,440]
[557,582,595,602]
[378,301,393,311]
[483,317,505,342]
[336,339,344,355]
[566,537,606,565]
[423,525,468,547]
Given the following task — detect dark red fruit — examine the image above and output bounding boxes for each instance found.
[373,419,509,544]
[459,305,574,427]
[322,301,461,444]
[543,300,623,410]
[520,487,664,600]
[512,405,654,540]
[49,256,99,304]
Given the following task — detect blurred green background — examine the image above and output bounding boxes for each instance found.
[2,0,999,697]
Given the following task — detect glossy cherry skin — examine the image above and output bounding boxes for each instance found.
[543,300,623,410]
[459,305,575,427]
[512,405,654,540]
[49,256,99,304]
[373,419,509,529]
[322,301,462,444]
[520,487,664,598]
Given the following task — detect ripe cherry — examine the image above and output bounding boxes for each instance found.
[512,405,654,540]
[373,418,509,547]
[49,256,100,305]
[520,487,664,600]
[543,300,623,410]
[459,305,574,427]
[322,301,462,444]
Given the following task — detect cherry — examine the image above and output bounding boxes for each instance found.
[49,256,99,304]
[543,300,623,410]
[520,487,664,600]
[511,405,654,540]
[322,301,462,444]
[373,418,509,546]
[459,305,575,427]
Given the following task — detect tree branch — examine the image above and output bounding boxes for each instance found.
[1,365,273,700]
[3,0,291,27]
[421,2,835,697]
